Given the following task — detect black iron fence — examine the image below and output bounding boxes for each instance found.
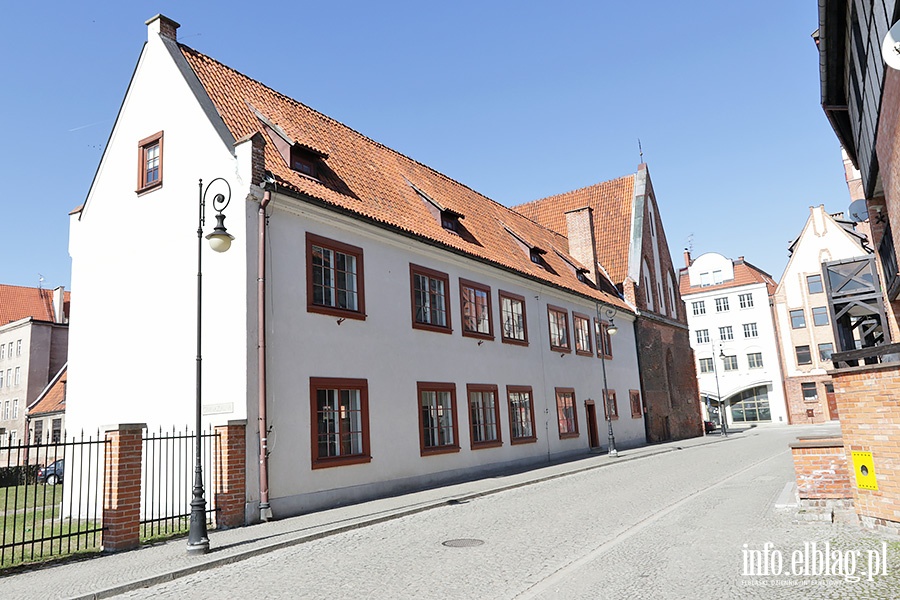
[0,432,107,568]
[140,427,219,540]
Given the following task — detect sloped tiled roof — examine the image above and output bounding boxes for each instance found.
[180,46,628,311]
[512,175,636,284]
[28,365,66,416]
[0,284,69,325]
[679,260,777,297]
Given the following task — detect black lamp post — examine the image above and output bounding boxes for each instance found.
[596,305,619,457]
[712,344,728,437]
[188,178,234,556]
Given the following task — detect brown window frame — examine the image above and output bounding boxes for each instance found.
[547,305,571,353]
[136,131,163,194]
[629,389,642,418]
[595,318,613,359]
[573,313,593,356]
[410,264,452,334]
[309,378,371,469]
[603,389,619,420]
[418,382,460,456]
[466,384,502,449]
[499,290,528,346]
[507,385,537,444]
[555,387,579,439]
[306,233,366,321]
[459,278,494,341]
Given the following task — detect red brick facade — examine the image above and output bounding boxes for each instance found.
[832,363,900,530]
[790,438,853,500]
[103,424,145,552]
[215,420,247,528]
[784,375,836,425]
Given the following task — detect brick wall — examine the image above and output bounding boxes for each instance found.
[784,374,834,424]
[637,318,703,442]
[103,424,145,552]
[790,437,853,500]
[215,420,247,528]
[832,362,900,529]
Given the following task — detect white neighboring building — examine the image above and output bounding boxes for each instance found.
[67,16,647,521]
[771,205,873,423]
[680,252,788,427]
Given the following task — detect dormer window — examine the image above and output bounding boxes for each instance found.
[409,180,467,234]
[441,211,459,232]
[290,147,319,179]
[530,249,543,264]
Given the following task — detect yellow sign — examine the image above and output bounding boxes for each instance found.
[852,451,878,490]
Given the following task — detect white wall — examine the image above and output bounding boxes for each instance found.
[258,197,644,513]
[67,29,251,436]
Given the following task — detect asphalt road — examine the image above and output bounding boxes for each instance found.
[114,423,900,599]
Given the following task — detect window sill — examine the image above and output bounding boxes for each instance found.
[412,322,453,335]
[311,454,372,470]
[510,436,537,445]
[136,181,163,195]
[471,440,503,450]
[420,445,460,456]
[501,337,529,347]
[550,346,571,354]
[462,330,494,341]
[308,304,366,321]
[559,432,579,440]
[575,349,592,357]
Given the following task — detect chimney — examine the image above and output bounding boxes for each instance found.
[564,207,599,284]
[146,14,180,42]
[52,286,66,324]
[684,249,692,268]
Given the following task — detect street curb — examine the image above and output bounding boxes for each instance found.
[72,434,735,599]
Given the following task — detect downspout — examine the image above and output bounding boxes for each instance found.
[258,185,273,521]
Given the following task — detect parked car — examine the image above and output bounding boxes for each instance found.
[704,420,717,434]
[37,459,64,485]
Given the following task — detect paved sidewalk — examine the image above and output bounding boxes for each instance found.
[4,427,765,600]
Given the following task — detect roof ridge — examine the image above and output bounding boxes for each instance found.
[180,44,559,233]
[513,173,636,209]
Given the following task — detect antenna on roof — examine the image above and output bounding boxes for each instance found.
[686,234,694,255]
[38,274,44,290]
[638,139,644,162]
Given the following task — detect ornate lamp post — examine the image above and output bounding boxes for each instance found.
[596,305,619,457]
[188,178,235,555]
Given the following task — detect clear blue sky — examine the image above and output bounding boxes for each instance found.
[0,2,850,291]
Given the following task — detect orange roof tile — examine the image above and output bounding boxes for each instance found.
[180,46,629,311]
[28,365,66,416]
[0,284,69,325]
[679,260,776,297]
[512,175,636,284]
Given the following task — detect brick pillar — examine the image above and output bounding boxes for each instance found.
[215,420,246,528]
[103,424,145,552]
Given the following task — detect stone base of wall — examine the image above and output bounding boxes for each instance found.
[858,514,900,537]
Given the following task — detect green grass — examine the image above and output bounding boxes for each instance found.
[1,483,64,511]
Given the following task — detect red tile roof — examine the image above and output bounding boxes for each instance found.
[0,284,69,325]
[180,46,629,311]
[512,175,636,284]
[28,365,66,416]
[679,260,776,297]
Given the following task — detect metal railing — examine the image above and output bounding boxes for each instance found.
[0,432,107,568]
[140,427,218,540]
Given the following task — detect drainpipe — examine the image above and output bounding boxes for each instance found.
[258,185,273,522]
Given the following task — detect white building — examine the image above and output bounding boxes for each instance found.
[67,15,647,521]
[771,205,873,423]
[680,252,788,427]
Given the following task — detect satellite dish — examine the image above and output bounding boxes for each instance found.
[883,21,900,69]
[849,198,869,222]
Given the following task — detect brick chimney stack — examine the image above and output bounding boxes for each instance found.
[684,249,692,268]
[146,14,180,41]
[564,207,599,285]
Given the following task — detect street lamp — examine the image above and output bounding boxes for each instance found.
[188,178,234,556]
[711,344,728,437]
[596,305,618,457]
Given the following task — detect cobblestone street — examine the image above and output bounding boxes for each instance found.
[108,424,899,600]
